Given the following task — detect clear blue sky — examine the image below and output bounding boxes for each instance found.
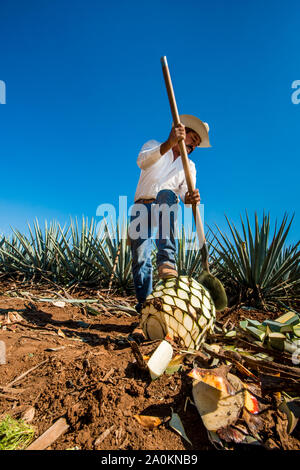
[0,0,299,243]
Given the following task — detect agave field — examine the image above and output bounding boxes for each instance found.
[0,212,299,310]
[0,212,299,451]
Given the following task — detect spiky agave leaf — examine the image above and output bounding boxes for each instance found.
[175,227,228,310]
[175,226,202,278]
[84,218,133,290]
[208,212,300,308]
[0,234,28,274]
[0,217,133,290]
[51,216,102,286]
[0,219,63,280]
[140,276,216,350]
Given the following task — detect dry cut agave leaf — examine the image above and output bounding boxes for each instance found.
[165,354,186,375]
[279,398,300,434]
[244,388,259,415]
[217,425,247,443]
[8,312,23,323]
[52,301,66,308]
[134,415,162,430]
[169,410,192,446]
[188,364,235,395]
[45,346,66,352]
[188,365,245,432]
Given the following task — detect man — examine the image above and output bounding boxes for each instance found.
[129,114,211,313]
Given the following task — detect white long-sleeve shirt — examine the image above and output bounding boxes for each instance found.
[134,140,196,203]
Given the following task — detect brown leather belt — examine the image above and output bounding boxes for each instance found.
[134,198,156,204]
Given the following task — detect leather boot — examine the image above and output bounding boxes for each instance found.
[158,263,178,279]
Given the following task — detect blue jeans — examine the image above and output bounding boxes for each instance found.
[130,189,178,311]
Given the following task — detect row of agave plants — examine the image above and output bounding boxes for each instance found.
[0,213,299,309]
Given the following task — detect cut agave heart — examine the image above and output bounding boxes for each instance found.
[140,276,216,350]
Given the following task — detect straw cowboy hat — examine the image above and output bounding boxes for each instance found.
[178,114,211,148]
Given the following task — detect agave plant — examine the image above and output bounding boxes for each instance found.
[52,217,103,286]
[209,212,300,308]
[0,213,298,306]
[0,234,21,275]
[0,219,62,280]
[273,243,300,307]
[175,226,202,278]
[84,219,134,291]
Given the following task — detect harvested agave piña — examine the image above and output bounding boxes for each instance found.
[140,276,216,350]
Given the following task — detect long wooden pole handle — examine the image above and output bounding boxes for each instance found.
[161,57,195,193]
[161,56,209,269]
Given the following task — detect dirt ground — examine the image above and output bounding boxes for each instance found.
[0,282,299,451]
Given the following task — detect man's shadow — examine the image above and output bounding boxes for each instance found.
[17,306,138,347]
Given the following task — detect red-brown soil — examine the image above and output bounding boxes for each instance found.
[0,282,299,450]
